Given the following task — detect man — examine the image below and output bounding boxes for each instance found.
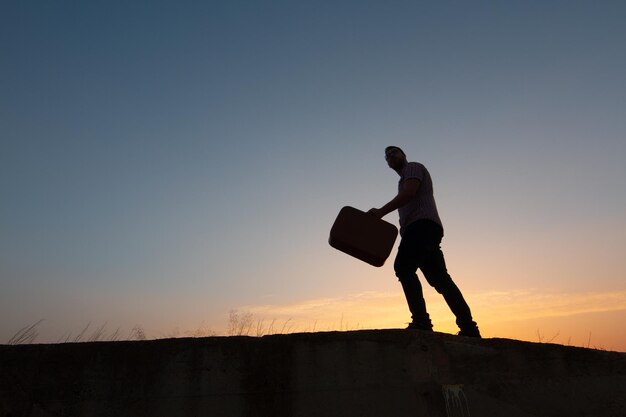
[368,146,481,337]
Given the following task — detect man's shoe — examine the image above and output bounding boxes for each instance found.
[458,326,481,338]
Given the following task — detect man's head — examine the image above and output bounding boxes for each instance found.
[385,146,407,171]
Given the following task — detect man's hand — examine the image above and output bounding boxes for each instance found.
[367,208,385,219]
[368,179,420,220]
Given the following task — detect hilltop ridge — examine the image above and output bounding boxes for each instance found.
[1,329,625,416]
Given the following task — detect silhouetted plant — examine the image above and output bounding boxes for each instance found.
[109,327,121,341]
[129,325,147,340]
[228,310,254,336]
[88,322,108,342]
[536,329,560,344]
[73,322,91,343]
[280,318,293,334]
[7,319,43,345]
[185,321,216,337]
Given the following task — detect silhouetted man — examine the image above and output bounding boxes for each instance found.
[368,146,480,337]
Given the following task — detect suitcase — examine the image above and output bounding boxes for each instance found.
[329,206,398,267]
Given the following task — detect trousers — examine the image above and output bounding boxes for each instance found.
[394,219,476,330]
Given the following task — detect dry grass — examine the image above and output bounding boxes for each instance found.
[6,310,331,345]
[7,320,147,345]
[536,328,606,351]
[7,319,44,345]
[7,319,611,351]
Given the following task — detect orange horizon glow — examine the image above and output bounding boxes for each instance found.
[6,289,625,353]
[231,289,626,352]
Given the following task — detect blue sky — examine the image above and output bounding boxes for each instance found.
[2,1,625,348]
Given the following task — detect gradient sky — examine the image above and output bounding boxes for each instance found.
[2,1,625,350]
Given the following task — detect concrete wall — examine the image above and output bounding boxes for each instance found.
[1,330,625,417]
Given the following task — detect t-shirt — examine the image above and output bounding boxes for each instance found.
[397,162,443,235]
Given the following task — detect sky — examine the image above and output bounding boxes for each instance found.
[2,1,625,350]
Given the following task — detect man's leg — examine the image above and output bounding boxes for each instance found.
[420,247,479,335]
[415,221,479,336]
[394,224,433,330]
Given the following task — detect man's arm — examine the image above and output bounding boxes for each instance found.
[367,178,420,219]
